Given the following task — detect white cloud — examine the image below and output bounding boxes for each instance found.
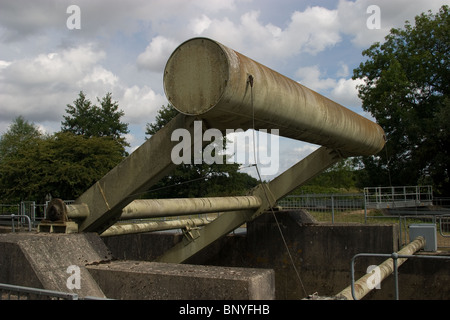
[194,7,342,63]
[3,44,105,89]
[78,66,119,87]
[190,15,212,35]
[295,64,363,108]
[136,36,178,73]
[0,60,11,69]
[1,0,447,160]
[120,85,167,124]
[0,42,166,138]
[337,0,448,47]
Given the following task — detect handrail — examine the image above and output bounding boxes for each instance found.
[437,214,450,238]
[0,283,78,300]
[348,251,450,300]
[0,214,32,232]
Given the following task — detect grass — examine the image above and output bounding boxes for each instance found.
[308,209,397,224]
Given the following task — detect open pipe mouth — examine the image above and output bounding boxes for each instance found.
[164,37,386,156]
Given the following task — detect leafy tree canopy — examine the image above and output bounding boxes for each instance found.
[144,104,258,198]
[62,91,130,155]
[1,92,129,203]
[352,5,449,195]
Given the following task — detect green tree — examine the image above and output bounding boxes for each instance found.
[0,117,43,202]
[291,158,359,194]
[62,91,130,155]
[352,5,450,195]
[0,116,41,162]
[0,129,124,202]
[0,110,126,202]
[144,104,258,198]
[41,132,124,199]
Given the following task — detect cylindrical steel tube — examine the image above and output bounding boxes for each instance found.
[119,196,262,220]
[164,37,385,156]
[100,218,210,237]
[336,236,425,300]
[66,196,261,221]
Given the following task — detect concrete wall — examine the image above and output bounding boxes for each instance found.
[2,210,448,300]
[0,233,110,297]
[103,210,450,300]
[0,232,275,300]
[87,261,274,300]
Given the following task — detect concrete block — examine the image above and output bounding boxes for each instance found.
[87,260,275,300]
[0,233,112,298]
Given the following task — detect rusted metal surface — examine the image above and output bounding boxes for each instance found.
[336,236,425,300]
[164,37,385,156]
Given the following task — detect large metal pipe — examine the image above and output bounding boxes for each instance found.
[164,37,385,156]
[119,196,262,220]
[100,218,210,237]
[66,196,262,221]
[336,236,425,300]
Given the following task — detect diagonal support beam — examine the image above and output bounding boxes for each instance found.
[156,147,343,264]
[77,114,199,234]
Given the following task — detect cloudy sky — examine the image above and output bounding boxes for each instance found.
[0,0,447,180]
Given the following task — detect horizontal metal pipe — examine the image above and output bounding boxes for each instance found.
[120,196,261,220]
[336,236,425,300]
[66,203,90,220]
[66,196,262,220]
[164,37,386,156]
[100,218,210,237]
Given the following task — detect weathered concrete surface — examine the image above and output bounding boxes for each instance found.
[0,233,111,298]
[198,211,402,299]
[103,210,402,299]
[87,260,275,300]
[0,232,276,300]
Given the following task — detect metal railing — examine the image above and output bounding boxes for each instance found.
[364,186,433,209]
[0,214,32,232]
[0,283,79,300]
[0,283,110,300]
[277,190,450,249]
[0,200,75,231]
[437,215,450,237]
[397,215,450,248]
[277,193,365,223]
[350,252,450,300]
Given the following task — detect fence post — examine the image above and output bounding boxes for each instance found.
[364,195,367,224]
[331,195,335,224]
[11,214,15,233]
